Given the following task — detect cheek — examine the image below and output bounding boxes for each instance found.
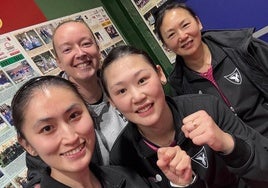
[29,136,59,156]
[151,84,165,99]
[112,96,130,113]
[190,24,202,39]
[58,54,73,65]
[79,118,95,152]
[165,38,179,50]
[88,47,100,58]
[79,117,95,137]
[193,29,202,38]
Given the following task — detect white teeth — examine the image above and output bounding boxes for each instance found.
[76,62,90,68]
[62,143,84,156]
[182,41,191,48]
[138,105,151,113]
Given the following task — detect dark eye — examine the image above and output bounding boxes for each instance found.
[138,78,146,84]
[41,125,53,134]
[183,23,190,28]
[167,32,175,39]
[62,48,71,54]
[69,111,82,121]
[82,40,94,47]
[119,88,126,94]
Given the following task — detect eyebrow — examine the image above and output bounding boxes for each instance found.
[164,19,188,34]
[32,103,82,128]
[58,37,94,47]
[109,68,149,90]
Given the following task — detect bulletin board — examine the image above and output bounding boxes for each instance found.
[0,6,125,188]
[131,0,176,64]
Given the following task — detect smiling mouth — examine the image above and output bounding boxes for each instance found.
[181,40,193,48]
[136,104,153,113]
[75,61,92,68]
[61,142,86,156]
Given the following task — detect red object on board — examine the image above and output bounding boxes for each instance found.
[0,0,47,34]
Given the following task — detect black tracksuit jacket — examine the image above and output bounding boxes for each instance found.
[40,163,160,188]
[110,95,268,188]
[169,28,268,137]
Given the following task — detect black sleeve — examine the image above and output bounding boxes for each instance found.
[25,153,50,188]
[218,136,251,168]
[209,95,268,181]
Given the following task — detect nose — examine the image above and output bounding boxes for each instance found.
[75,46,86,58]
[177,30,188,42]
[60,123,79,144]
[131,87,146,104]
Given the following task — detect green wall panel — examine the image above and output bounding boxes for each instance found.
[101,0,173,76]
[34,0,103,19]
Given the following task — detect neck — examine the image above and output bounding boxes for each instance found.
[138,104,175,147]
[184,42,212,73]
[69,76,103,104]
[51,167,101,188]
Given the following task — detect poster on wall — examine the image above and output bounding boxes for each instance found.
[131,0,176,64]
[0,35,33,186]
[0,6,126,188]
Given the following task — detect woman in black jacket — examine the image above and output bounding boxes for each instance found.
[154,2,268,138]
[11,75,160,188]
[100,45,268,187]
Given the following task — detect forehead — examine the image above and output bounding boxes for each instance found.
[29,85,79,105]
[31,85,73,100]
[160,8,194,30]
[53,22,93,41]
[163,7,192,19]
[104,54,154,82]
[107,54,152,71]
[25,86,80,115]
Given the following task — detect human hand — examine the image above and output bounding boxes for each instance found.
[181,110,234,154]
[157,146,193,186]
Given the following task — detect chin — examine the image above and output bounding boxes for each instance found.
[139,117,159,127]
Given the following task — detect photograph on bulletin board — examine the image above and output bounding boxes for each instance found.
[131,0,178,64]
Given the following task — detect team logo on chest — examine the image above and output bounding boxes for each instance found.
[224,68,242,85]
[192,146,208,168]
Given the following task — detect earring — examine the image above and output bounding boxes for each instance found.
[165,48,171,52]
[161,80,167,85]
[163,45,171,52]
[30,150,38,156]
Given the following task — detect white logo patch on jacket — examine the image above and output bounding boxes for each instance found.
[224,68,242,85]
[192,146,208,168]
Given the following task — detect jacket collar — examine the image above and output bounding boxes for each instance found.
[40,163,127,188]
[202,28,254,51]
[183,38,228,82]
[91,163,127,187]
[126,97,186,158]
